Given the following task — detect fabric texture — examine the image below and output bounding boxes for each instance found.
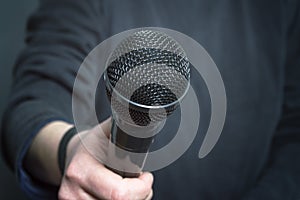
[1,0,300,199]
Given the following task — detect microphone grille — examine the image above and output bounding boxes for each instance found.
[105,29,190,126]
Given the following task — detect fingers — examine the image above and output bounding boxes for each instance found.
[116,172,153,200]
[83,163,153,200]
[145,189,153,200]
[61,159,153,200]
[122,172,153,199]
[60,118,153,200]
[138,172,154,186]
[59,179,99,200]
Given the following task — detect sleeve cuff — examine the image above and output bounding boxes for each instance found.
[16,118,71,200]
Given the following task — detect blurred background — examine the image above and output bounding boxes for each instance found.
[0,1,38,199]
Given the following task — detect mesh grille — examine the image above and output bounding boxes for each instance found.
[105,29,190,126]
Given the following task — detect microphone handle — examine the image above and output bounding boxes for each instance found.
[106,119,154,178]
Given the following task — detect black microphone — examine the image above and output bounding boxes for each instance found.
[104,29,190,177]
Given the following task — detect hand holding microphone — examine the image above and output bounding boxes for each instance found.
[59,118,154,200]
[59,29,190,199]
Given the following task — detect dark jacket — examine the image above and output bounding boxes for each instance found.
[1,0,300,199]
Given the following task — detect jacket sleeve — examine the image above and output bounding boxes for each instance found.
[1,0,109,198]
[243,1,300,199]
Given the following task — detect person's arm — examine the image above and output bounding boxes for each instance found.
[24,121,73,186]
[243,1,300,199]
[24,118,153,199]
[1,0,104,173]
[1,0,153,199]
[0,0,102,198]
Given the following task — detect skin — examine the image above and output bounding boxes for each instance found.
[24,118,153,200]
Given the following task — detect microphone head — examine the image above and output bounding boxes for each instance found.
[105,29,190,127]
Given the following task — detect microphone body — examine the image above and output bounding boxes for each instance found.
[104,29,190,177]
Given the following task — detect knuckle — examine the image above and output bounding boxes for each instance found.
[58,187,71,200]
[58,191,66,200]
[64,162,81,182]
[58,180,80,200]
[111,187,129,200]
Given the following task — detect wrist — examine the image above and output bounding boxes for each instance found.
[24,121,73,186]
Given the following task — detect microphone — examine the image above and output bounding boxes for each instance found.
[104,29,190,177]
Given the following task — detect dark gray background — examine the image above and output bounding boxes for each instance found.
[0,1,38,199]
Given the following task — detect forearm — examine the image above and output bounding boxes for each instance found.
[1,0,104,171]
[24,121,73,186]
